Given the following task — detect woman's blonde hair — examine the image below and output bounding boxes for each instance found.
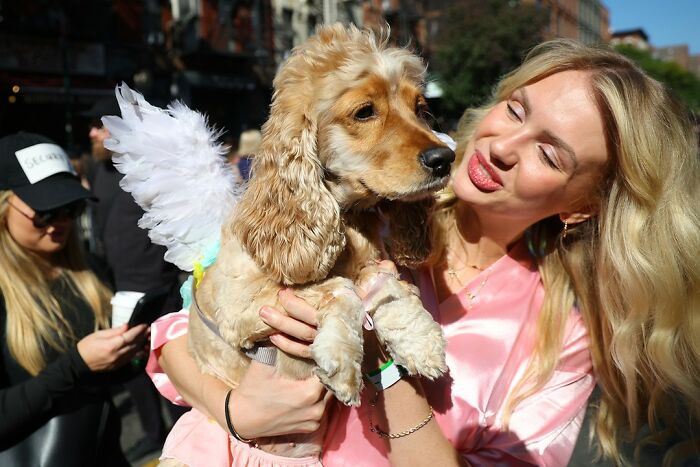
[431,39,700,464]
[0,191,111,375]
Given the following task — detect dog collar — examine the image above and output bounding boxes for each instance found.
[190,284,277,366]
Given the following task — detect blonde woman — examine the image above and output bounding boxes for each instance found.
[0,133,149,465]
[149,39,699,466]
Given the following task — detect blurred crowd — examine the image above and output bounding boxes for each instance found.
[0,96,261,465]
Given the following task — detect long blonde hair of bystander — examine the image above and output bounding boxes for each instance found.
[0,190,111,375]
[430,40,700,464]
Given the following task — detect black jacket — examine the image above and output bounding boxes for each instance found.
[0,278,129,466]
[90,160,182,313]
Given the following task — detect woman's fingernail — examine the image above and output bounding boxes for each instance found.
[259,307,270,320]
[269,334,279,342]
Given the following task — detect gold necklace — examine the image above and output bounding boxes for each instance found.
[444,223,496,308]
[444,247,483,281]
[439,259,493,309]
[463,269,492,309]
[445,221,485,279]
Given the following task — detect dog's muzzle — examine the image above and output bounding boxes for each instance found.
[419,146,456,178]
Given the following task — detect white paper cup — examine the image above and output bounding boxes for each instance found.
[111,291,145,328]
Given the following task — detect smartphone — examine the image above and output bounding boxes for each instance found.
[127,285,173,327]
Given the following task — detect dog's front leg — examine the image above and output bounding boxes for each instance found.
[302,278,365,406]
[359,268,447,380]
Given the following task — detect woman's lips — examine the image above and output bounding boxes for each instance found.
[467,151,503,191]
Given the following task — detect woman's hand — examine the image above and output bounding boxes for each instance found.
[77,323,149,372]
[227,289,332,439]
[258,289,319,359]
[159,332,332,439]
[230,361,333,439]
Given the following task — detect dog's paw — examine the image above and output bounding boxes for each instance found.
[313,364,362,406]
[310,322,363,406]
[374,298,448,380]
[393,333,447,380]
[389,321,447,379]
[312,350,363,406]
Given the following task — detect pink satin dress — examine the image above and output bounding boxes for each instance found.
[323,244,595,466]
[147,242,594,466]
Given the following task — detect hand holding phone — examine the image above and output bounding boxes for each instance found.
[127,285,173,327]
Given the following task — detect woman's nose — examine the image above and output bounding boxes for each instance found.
[489,131,521,168]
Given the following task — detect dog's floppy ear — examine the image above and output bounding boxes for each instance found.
[382,198,435,269]
[232,102,345,286]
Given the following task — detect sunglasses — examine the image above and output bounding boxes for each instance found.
[8,200,86,229]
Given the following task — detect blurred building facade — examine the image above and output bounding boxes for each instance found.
[1,0,276,148]
[16,0,698,149]
[0,1,158,149]
[654,44,700,80]
[1,0,435,147]
[167,0,275,135]
[269,0,427,59]
[609,28,700,79]
[522,0,610,44]
[609,28,651,50]
[654,44,691,70]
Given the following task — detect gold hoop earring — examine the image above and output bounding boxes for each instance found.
[562,220,568,239]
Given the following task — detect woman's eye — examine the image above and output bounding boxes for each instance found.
[354,104,375,121]
[538,145,560,170]
[506,101,523,122]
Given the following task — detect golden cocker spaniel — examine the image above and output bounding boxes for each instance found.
[190,23,454,458]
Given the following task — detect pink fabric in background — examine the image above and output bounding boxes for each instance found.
[146,309,190,406]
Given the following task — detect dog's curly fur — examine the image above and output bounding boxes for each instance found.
[187,23,453,459]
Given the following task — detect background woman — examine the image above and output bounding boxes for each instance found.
[0,132,149,465]
[151,39,699,466]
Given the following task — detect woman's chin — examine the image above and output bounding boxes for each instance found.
[36,239,67,256]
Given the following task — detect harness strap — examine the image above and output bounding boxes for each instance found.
[191,286,277,366]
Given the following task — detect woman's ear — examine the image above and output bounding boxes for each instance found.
[232,105,345,286]
[382,198,435,268]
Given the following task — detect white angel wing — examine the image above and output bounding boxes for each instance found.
[102,83,242,272]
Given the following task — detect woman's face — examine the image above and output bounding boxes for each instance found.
[5,194,73,258]
[453,70,609,225]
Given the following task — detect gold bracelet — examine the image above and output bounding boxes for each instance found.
[368,392,434,439]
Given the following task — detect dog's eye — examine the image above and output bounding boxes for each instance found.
[416,102,430,119]
[416,101,438,128]
[354,104,375,121]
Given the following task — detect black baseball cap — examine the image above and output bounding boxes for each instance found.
[0,132,96,211]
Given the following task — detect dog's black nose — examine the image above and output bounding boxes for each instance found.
[420,147,456,178]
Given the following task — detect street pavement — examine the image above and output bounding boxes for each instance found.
[115,388,166,467]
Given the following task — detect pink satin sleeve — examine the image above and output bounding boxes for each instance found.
[145,310,325,467]
[145,309,192,406]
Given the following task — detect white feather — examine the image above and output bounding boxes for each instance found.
[102,83,242,271]
[432,131,456,151]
